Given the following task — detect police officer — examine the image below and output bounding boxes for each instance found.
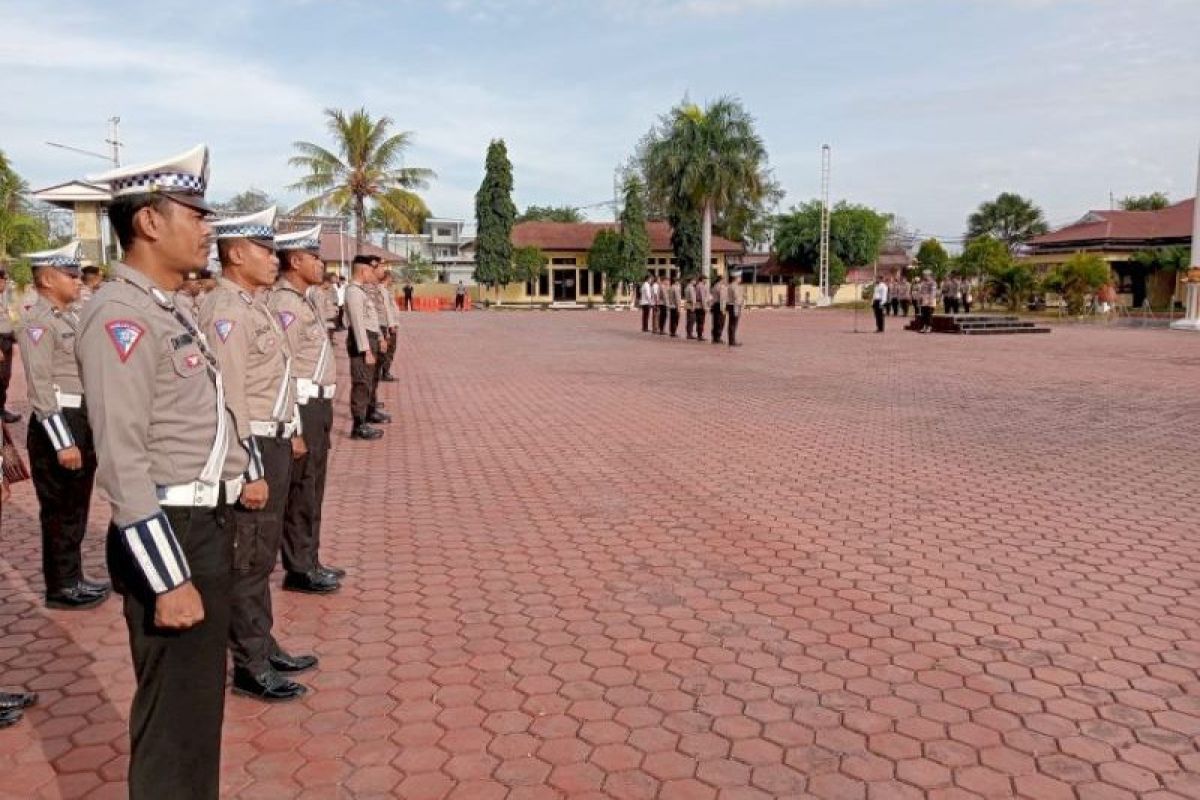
[684,276,697,339]
[200,207,316,702]
[366,257,395,413]
[268,225,344,594]
[79,144,247,799]
[666,275,682,337]
[0,267,19,424]
[378,265,400,382]
[727,271,746,346]
[694,275,710,342]
[18,241,108,609]
[345,256,386,439]
[711,274,728,344]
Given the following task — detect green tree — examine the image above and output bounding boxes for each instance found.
[772,200,890,292]
[915,238,950,280]
[617,175,651,288]
[214,188,277,215]
[958,234,1012,292]
[1120,192,1170,211]
[1132,245,1190,308]
[1043,252,1111,315]
[473,139,517,297]
[367,189,431,234]
[513,245,545,306]
[986,263,1039,312]
[516,205,584,223]
[399,252,438,284]
[0,150,50,261]
[669,205,703,278]
[641,96,769,279]
[967,192,1048,253]
[587,229,623,304]
[289,107,434,251]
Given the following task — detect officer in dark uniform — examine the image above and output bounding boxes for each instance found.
[79,143,248,799]
[18,241,108,609]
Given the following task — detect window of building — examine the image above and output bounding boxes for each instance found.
[579,270,590,296]
[551,257,577,265]
[436,227,453,237]
[538,272,550,296]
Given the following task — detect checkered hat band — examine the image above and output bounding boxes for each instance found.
[111,171,206,196]
[279,236,320,251]
[215,225,275,239]
[31,256,81,267]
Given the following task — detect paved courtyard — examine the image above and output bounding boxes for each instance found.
[1,308,1198,800]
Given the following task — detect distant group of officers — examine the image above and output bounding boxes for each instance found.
[638,271,747,346]
[0,143,408,798]
[870,271,977,333]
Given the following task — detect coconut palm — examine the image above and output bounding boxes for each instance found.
[641,97,769,279]
[0,150,49,258]
[367,188,431,234]
[289,108,434,251]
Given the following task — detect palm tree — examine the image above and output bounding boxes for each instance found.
[641,97,769,279]
[367,189,431,234]
[289,108,434,251]
[967,193,1048,254]
[0,150,49,259]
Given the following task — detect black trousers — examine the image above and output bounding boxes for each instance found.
[963,300,972,314]
[454,294,465,310]
[229,437,293,676]
[711,305,725,342]
[282,399,332,575]
[685,310,695,338]
[404,294,413,311]
[657,305,668,334]
[694,308,706,339]
[890,298,900,316]
[0,333,13,411]
[873,301,886,332]
[107,503,232,800]
[28,407,97,594]
[378,327,397,379]
[920,305,934,330]
[900,299,911,316]
[726,304,740,345]
[640,305,650,332]
[348,331,380,423]
[668,308,680,336]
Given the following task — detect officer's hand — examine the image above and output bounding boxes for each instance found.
[154,582,205,630]
[291,436,307,460]
[365,350,376,366]
[57,446,83,471]
[239,479,269,510]
[379,339,389,354]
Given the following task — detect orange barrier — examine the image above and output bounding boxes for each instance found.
[399,295,472,312]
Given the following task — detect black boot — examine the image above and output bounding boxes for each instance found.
[46,584,109,610]
[366,409,391,424]
[318,563,347,580]
[268,651,319,674]
[283,570,340,595]
[350,423,383,440]
[0,708,21,729]
[0,691,37,711]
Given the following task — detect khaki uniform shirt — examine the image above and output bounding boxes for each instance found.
[713,283,730,307]
[695,283,711,309]
[919,279,938,307]
[382,285,401,326]
[345,282,379,353]
[267,280,336,389]
[18,295,83,450]
[729,283,746,314]
[0,297,14,336]
[76,263,246,591]
[368,284,391,329]
[683,283,697,310]
[199,277,295,442]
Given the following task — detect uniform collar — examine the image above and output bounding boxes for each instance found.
[217,276,255,305]
[272,277,306,298]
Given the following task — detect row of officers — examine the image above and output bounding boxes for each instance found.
[638,272,747,346]
[3,144,396,798]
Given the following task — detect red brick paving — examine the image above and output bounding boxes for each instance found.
[1,308,1199,799]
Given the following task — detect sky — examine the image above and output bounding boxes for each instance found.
[2,0,1199,244]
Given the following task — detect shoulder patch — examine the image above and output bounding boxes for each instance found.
[277,310,296,330]
[26,325,46,345]
[214,319,235,342]
[105,320,145,363]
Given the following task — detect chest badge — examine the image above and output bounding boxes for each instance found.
[26,325,46,345]
[278,310,296,330]
[214,319,235,342]
[105,320,145,363]
[185,353,203,370]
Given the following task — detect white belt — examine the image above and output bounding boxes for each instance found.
[296,379,337,403]
[157,477,244,508]
[250,419,298,438]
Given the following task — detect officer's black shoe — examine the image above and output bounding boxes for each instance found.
[268,651,319,674]
[366,410,391,424]
[0,691,37,711]
[79,578,111,595]
[381,374,397,382]
[283,570,340,595]
[232,669,308,702]
[46,585,109,610]
[350,424,383,440]
[1,410,20,424]
[0,708,21,729]
[318,563,347,579]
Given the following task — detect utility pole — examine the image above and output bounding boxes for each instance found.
[106,116,122,167]
[818,144,832,306]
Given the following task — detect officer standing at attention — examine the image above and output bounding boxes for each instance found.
[268,225,344,594]
[366,257,396,405]
[201,207,316,702]
[666,275,682,337]
[694,274,710,342]
[710,274,728,344]
[872,275,889,334]
[18,241,109,609]
[378,265,400,382]
[727,271,746,346]
[345,256,386,439]
[683,276,698,339]
[79,144,248,798]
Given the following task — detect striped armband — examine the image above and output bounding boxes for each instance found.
[41,412,76,452]
[243,437,265,482]
[119,511,192,594]
[293,404,304,437]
